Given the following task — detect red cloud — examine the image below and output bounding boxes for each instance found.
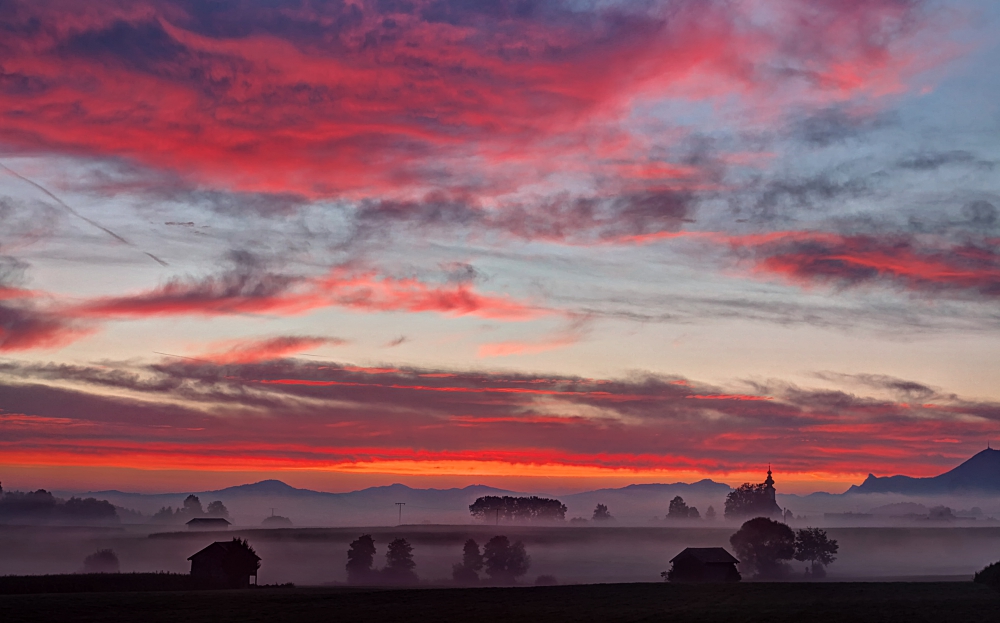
[0,0,945,201]
[0,287,92,352]
[730,232,1000,298]
[73,266,545,321]
[2,359,997,481]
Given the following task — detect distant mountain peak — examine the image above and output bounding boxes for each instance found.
[215,480,307,494]
[848,448,1000,494]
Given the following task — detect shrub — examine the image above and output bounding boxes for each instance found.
[82,549,120,574]
[974,561,1000,591]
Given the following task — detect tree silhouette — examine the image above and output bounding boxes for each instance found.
[724,483,774,519]
[729,517,795,579]
[206,500,229,518]
[975,560,1000,591]
[705,506,716,520]
[668,496,698,519]
[469,496,567,522]
[452,539,483,584]
[346,534,376,584]
[483,535,530,583]
[182,494,204,516]
[592,504,613,521]
[383,538,417,584]
[82,549,120,573]
[794,527,839,577]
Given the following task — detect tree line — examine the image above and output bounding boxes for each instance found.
[151,495,229,523]
[0,485,118,525]
[346,534,534,585]
[469,496,567,522]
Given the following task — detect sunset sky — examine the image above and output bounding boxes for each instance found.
[2,0,1000,495]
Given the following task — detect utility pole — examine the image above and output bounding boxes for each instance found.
[395,502,405,525]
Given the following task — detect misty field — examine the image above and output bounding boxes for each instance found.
[4,524,1000,584]
[2,583,999,623]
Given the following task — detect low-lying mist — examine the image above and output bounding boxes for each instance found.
[3,524,1000,585]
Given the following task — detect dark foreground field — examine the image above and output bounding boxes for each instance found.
[1,582,998,623]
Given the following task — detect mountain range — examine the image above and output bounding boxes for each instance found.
[75,479,732,526]
[847,448,1000,494]
[52,449,1000,525]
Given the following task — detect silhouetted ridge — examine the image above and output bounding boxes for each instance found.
[848,448,1000,494]
[211,480,314,496]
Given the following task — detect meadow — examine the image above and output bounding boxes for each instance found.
[1,582,998,623]
[3,524,1000,585]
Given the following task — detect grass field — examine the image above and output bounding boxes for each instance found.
[6,524,1000,584]
[1,582,998,623]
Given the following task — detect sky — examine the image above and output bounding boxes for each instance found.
[1,0,1000,496]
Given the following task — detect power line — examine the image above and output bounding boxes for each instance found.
[395,502,405,525]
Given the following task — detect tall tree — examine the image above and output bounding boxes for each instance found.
[667,496,691,519]
[592,504,613,521]
[705,506,717,520]
[182,494,204,516]
[794,527,839,577]
[729,517,795,579]
[383,538,417,584]
[483,535,531,583]
[206,500,229,518]
[452,538,483,584]
[346,534,376,584]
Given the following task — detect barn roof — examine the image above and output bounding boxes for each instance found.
[188,540,261,562]
[669,547,739,564]
[186,517,231,526]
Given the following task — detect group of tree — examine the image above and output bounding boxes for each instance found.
[0,486,118,525]
[667,496,701,520]
[151,495,229,523]
[346,535,417,585]
[724,484,778,519]
[469,496,567,522]
[452,536,531,585]
[729,518,839,578]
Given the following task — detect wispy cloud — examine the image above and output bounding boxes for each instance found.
[1,357,997,479]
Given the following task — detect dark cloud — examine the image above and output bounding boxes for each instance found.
[734,173,875,224]
[793,107,895,147]
[962,200,998,228]
[813,372,938,401]
[59,20,189,74]
[385,335,408,347]
[354,189,696,244]
[896,150,994,171]
[0,257,89,351]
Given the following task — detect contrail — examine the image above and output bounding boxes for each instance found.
[0,162,168,266]
[153,351,213,363]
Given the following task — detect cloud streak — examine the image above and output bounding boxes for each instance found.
[730,232,1000,299]
[1,357,997,480]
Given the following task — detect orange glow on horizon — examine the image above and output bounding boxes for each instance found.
[0,449,872,494]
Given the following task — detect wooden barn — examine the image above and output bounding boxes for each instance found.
[186,517,231,531]
[188,538,260,588]
[666,547,741,582]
